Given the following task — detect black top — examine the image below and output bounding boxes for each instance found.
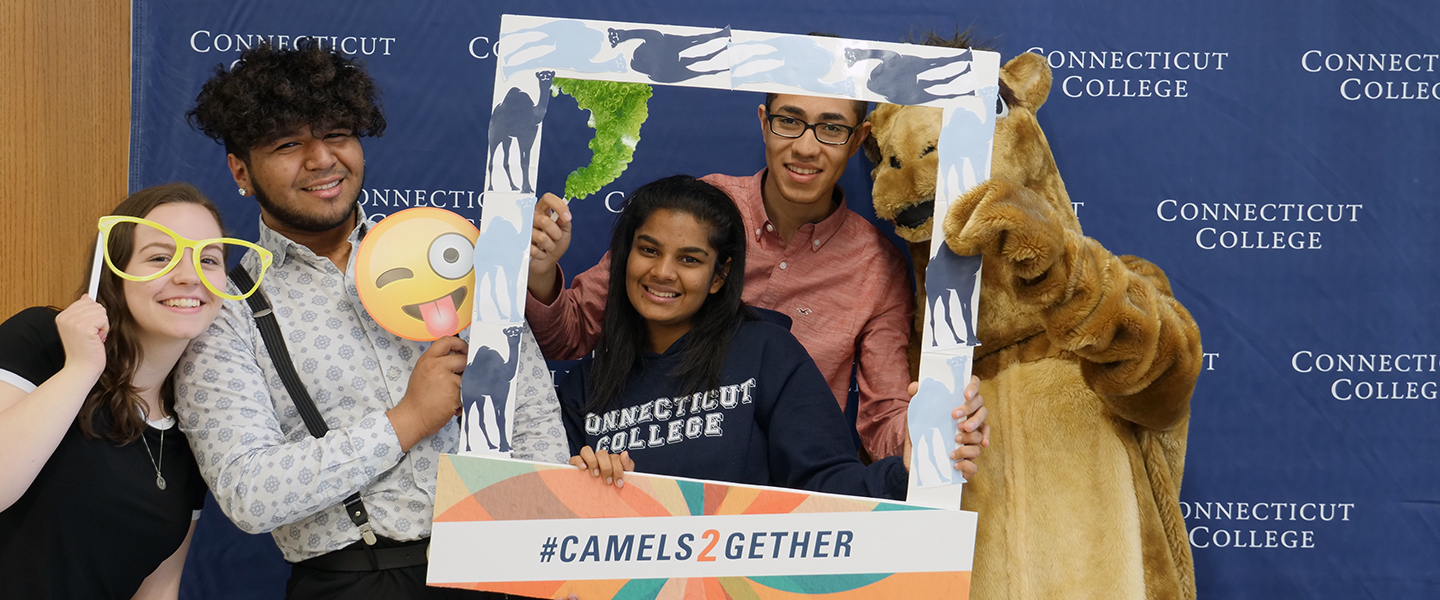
[559,315,907,500]
[0,306,207,600]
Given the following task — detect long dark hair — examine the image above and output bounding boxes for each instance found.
[74,183,224,444]
[587,175,750,413]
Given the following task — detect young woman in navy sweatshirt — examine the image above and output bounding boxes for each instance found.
[556,175,986,500]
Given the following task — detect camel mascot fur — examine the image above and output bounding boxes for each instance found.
[863,45,1203,600]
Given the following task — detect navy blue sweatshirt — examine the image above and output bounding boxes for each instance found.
[558,318,908,500]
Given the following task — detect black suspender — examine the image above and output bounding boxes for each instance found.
[228,265,378,546]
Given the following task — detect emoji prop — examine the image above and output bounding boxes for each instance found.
[355,207,480,341]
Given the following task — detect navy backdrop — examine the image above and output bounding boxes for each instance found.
[127,1,1440,598]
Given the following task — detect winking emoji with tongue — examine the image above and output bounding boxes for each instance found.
[356,207,480,341]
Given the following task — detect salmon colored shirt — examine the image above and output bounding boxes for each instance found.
[525,170,914,459]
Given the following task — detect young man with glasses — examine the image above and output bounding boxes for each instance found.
[176,43,567,599]
[527,93,986,468]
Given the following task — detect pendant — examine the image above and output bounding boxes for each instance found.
[156,475,167,490]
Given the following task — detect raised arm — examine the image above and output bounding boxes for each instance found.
[525,192,611,359]
[943,179,1202,431]
[0,301,107,511]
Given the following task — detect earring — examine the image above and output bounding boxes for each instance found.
[238,187,247,196]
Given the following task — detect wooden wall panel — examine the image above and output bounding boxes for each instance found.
[0,1,130,318]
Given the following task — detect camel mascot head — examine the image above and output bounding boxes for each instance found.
[863,43,1076,372]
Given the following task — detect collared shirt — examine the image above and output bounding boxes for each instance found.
[175,210,569,563]
[526,170,914,459]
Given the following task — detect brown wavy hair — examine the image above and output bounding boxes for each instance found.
[75,183,224,444]
[187,42,386,160]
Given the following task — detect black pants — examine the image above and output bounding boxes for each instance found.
[286,538,531,600]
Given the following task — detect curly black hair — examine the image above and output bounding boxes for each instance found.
[187,42,386,160]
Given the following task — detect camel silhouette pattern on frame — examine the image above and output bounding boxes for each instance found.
[844,47,974,105]
[461,325,526,453]
[908,354,970,487]
[472,194,535,323]
[936,86,1001,198]
[926,244,981,348]
[487,70,554,195]
[729,36,855,97]
[501,20,627,80]
[472,216,524,321]
[607,26,730,84]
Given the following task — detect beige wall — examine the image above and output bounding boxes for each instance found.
[0,1,130,318]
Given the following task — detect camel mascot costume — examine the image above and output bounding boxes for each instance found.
[864,44,1203,600]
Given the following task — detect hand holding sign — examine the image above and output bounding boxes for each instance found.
[568,446,634,488]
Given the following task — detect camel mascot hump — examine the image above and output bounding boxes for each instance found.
[865,47,1203,600]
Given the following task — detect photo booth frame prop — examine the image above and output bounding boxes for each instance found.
[445,15,996,592]
[429,454,978,598]
[443,15,996,592]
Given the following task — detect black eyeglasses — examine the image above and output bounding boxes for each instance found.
[765,113,857,145]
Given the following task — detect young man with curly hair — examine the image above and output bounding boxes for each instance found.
[178,43,566,599]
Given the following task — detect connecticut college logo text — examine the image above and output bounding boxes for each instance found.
[1301,51,1440,100]
[1028,47,1229,99]
[1156,198,1364,250]
[1292,350,1439,401]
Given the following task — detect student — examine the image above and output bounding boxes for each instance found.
[181,43,565,599]
[559,175,985,498]
[0,183,261,599]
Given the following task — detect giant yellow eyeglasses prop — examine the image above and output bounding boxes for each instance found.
[97,215,274,301]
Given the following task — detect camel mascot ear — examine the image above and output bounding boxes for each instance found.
[1001,52,1052,111]
[862,104,898,167]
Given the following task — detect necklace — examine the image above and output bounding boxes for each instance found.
[141,427,166,490]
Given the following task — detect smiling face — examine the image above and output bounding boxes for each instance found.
[121,203,227,345]
[625,209,728,354]
[354,207,480,340]
[228,125,364,234]
[759,94,871,210]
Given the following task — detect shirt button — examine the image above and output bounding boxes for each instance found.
[765,223,774,232]
[387,367,401,381]
[779,262,788,270]
[755,228,761,236]
[813,239,820,246]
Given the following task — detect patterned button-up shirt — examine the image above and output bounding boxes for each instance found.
[175,211,569,562]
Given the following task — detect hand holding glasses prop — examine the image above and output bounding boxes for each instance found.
[96,215,274,301]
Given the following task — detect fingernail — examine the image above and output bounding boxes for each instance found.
[593,469,600,477]
[605,477,613,485]
[616,479,625,488]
